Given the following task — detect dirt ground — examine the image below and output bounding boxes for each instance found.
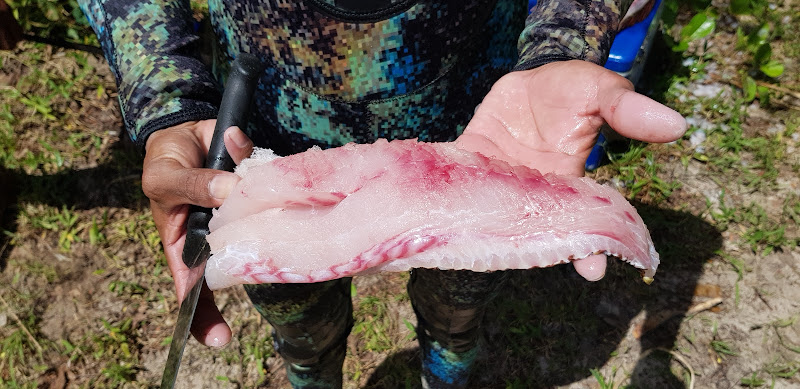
[1,4,800,389]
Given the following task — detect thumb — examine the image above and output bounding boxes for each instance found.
[223,126,254,165]
[598,78,687,143]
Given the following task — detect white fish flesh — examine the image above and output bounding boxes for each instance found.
[204,139,658,290]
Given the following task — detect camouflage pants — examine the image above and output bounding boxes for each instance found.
[244,269,509,389]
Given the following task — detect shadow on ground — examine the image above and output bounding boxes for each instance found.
[0,166,15,271]
[366,202,722,388]
[10,140,145,210]
[0,138,144,271]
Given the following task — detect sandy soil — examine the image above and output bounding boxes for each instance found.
[1,6,799,389]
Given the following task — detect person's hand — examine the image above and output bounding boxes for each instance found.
[456,60,687,281]
[143,119,254,347]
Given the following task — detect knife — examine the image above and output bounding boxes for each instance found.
[160,53,264,389]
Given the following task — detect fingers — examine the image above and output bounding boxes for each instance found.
[572,254,607,281]
[189,282,232,347]
[159,220,231,347]
[172,261,232,347]
[597,71,688,144]
[143,120,245,348]
[143,124,252,211]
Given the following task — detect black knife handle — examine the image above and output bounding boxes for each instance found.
[206,54,264,171]
[182,54,264,269]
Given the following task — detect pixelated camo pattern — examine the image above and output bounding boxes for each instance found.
[210,0,527,155]
[79,0,629,152]
[78,0,221,145]
[515,0,634,71]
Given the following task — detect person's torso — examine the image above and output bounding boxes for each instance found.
[208,0,526,153]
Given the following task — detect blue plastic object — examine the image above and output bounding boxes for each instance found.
[605,0,664,74]
[584,133,608,171]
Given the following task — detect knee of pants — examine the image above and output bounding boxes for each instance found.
[408,268,509,352]
[244,278,354,364]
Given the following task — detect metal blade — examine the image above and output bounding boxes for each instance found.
[159,255,206,389]
[158,53,264,389]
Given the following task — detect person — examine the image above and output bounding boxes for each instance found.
[77,0,686,387]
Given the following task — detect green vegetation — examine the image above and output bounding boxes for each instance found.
[1,0,799,387]
[6,0,97,45]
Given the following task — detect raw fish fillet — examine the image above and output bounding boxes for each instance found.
[205,139,658,290]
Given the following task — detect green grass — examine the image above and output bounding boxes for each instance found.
[0,291,52,388]
[6,0,97,45]
[738,325,800,389]
[1,0,799,387]
[1,41,151,388]
[600,142,681,204]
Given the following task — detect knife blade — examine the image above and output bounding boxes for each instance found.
[160,53,264,389]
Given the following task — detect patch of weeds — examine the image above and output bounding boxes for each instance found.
[0,325,40,381]
[770,316,800,354]
[110,212,168,276]
[92,318,136,360]
[590,367,626,389]
[17,259,59,283]
[710,339,738,360]
[0,292,52,388]
[4,248,59,283]
[603,142,681,203]
[666,0,787,102]
[740,371,766,387]
[739,203,793,256]
[706,120,780,186]
[706,190,737,230]
[730,125,786,190]
[237,330,273,383]
[764,360,800,381]
[6,0,98,45]
[68,318,142,387]
[784,195,800,225]
[89,212,108,246]
[0,105,17,168]
[20,204,83,252]
[491,280,546,358]
[777,13,800,86]
[403,318,416,341]
[112,212,160,254]
[718,251,746,306]
[706,192,797,256]
[708,321,739,362]
[739,353,800,388]
[108,280,146,296]
[100,362,137,386]
[730,1,790,102]
[503,303,543,351]
[353,296,395,352]
[735,23,785,96]
[713,119,749,154]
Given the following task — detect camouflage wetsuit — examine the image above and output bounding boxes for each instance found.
[78,0,633,387]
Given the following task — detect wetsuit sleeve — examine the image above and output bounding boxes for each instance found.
[78,0,221,151]
[514,0,633,71]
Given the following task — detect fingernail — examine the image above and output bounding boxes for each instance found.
[226,126,250,149]
[209,174,238,200]
[209,336,222,348]
[205,325,231,347]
